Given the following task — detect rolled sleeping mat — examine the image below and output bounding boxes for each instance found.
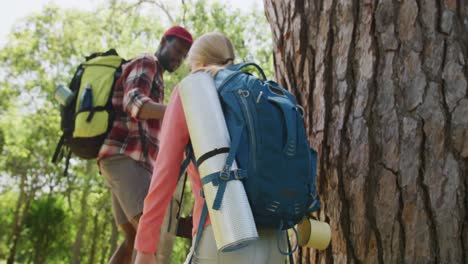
[179,72,258,252]
[296,217,331,250]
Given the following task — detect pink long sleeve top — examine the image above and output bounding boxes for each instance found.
[135,86,210,254]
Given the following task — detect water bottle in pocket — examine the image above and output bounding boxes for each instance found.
[79,83,93,111]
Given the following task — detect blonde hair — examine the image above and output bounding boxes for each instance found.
[188,32,235,76]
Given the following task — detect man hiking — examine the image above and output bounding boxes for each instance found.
[98,26,193,264]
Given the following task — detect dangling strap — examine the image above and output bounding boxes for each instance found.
[167,157,190,233]
[52,134,65,163]
[168,144,194,232]
[188,202,208,264]
[167,199,174,233]
[63,149,72,176]
[287,233,295,264]
[276,221,298,261]
[176,172,188,221]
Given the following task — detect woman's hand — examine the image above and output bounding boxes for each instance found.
[135,251,156,264]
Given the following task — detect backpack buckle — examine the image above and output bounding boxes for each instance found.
[233,170,240,180]
[219,172,230,181]
[219,165,230,181]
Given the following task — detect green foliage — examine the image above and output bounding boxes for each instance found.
[172,237,191,263]
[0,191,17,259]
[21,196,70,264]
[0,0,272,262]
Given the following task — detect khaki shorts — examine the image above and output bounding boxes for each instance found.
[99,155,151,225]
[185,225,287,264]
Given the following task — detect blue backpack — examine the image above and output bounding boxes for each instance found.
[181,63,320,258]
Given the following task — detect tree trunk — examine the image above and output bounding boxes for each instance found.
[264,0,468,263]
[71,187,90,264]
[72,188,89,264]
[72,162,92,264]
[33,195,54,264]
[100,221,110,264]
[7,195,32,264]
[7,175,26,256]
[7,175,33,264]
[88,211,100,264]
[108,217,119,261]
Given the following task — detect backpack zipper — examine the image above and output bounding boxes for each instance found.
[256,91,263,103]
[237,89,257,172]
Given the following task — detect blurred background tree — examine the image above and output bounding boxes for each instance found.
[0,0,272,263]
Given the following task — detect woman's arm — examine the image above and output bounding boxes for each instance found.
[135,88,189,254]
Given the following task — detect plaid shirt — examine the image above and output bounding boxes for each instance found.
[98,54,164,171]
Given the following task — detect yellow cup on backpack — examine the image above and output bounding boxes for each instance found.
[296,217,331,250]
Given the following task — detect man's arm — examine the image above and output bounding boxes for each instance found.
[122,55,166,120]
[138,101,166,120]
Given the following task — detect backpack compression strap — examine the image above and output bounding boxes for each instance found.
[199,123,247,210]
[196,147,230,167]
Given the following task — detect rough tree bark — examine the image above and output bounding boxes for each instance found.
[264,0,467,263]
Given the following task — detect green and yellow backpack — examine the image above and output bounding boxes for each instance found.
[52,49,125,171]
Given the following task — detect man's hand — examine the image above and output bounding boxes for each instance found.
[138,101,166,120]
[135,251,156,264]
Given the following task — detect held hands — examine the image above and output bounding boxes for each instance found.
[135,251,156,264]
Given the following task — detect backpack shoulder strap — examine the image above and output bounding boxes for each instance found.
[213,68,236,89]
